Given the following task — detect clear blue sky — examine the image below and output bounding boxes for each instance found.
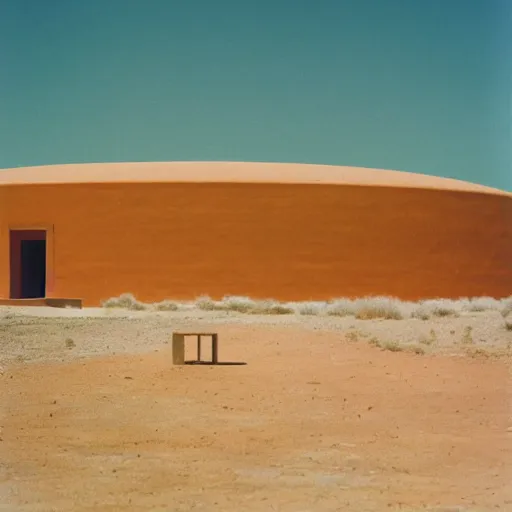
[1,0,510,190]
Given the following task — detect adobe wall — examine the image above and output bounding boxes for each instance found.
[0,182,510,306]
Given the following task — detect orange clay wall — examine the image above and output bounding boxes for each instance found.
[0,182,510,306]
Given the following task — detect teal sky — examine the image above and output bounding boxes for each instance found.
[1,0,510,190]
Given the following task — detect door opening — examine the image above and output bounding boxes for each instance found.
[10,230,47,299]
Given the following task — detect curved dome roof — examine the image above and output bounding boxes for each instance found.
[0,161,509,196]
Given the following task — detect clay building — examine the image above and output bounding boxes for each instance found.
[0,162,510,306]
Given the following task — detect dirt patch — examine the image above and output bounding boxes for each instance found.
[0,311,511,511]
[0,306,511,365]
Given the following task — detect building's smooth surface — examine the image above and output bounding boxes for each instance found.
[0,162,510,306]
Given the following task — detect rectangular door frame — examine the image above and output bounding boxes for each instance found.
[8,224,54,299]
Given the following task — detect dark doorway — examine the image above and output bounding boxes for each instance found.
[10,230,47,299]
[20,239,46,298]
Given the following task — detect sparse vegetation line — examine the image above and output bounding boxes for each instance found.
[2,292,511,365]
[100,293,512,327]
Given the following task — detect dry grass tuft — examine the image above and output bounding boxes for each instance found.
[464,297,501,312]
[294,301,325,316]
[65,338,76,349]
[249,300,294,315]
[501,297,512,319]
[428,300,461,318]
[354,297,404,320]
[130,301,148,311]
[326,299,355,317]
[461,326,474,345]
[102,293,148,311]
[380,340,428,354]
[464,347,495,359]
[501,298,512,331]
[345,330,360,342]
[407,344,425,355]
[153,300,179,312]
[419,329,437,346]
[230,297,294,315]
[368,337,381,348]
[368,337,405,353]
[411,305,431,320]
[412,299,461,319]
[195,295,294,315]
[221,296,255,313]
[195,295,221,311]
[380,340,403,352]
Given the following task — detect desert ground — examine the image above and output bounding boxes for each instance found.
[0,303,511,511]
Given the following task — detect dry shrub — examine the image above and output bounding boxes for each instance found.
[461,326,474,344]
[407,344,425,355]
[419,329,437,345]
[250,299,293,315]
[411,305,431,320]
[501,297,512,318]
[369,337,423,354]
[326,299,355,317]
[221,296,257,313]
[127,300,147,311]
[295,301,326,316]
[505,321,512,331]
[412,296,505,319]
[354,297,404,320]
[153,300,179,312]
[464,297,501,312]
[102,293,133,308]
[430,301,460,318]
[195,295,293,315]
[368,337,381,348]
[414,299,461,318]
[381,341,403,352]
[195,295,221,311]
[345,330,359,342]
[465,347,495,359]
[102,293,148,311]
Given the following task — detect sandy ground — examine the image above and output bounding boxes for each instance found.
[0,306,511,511]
